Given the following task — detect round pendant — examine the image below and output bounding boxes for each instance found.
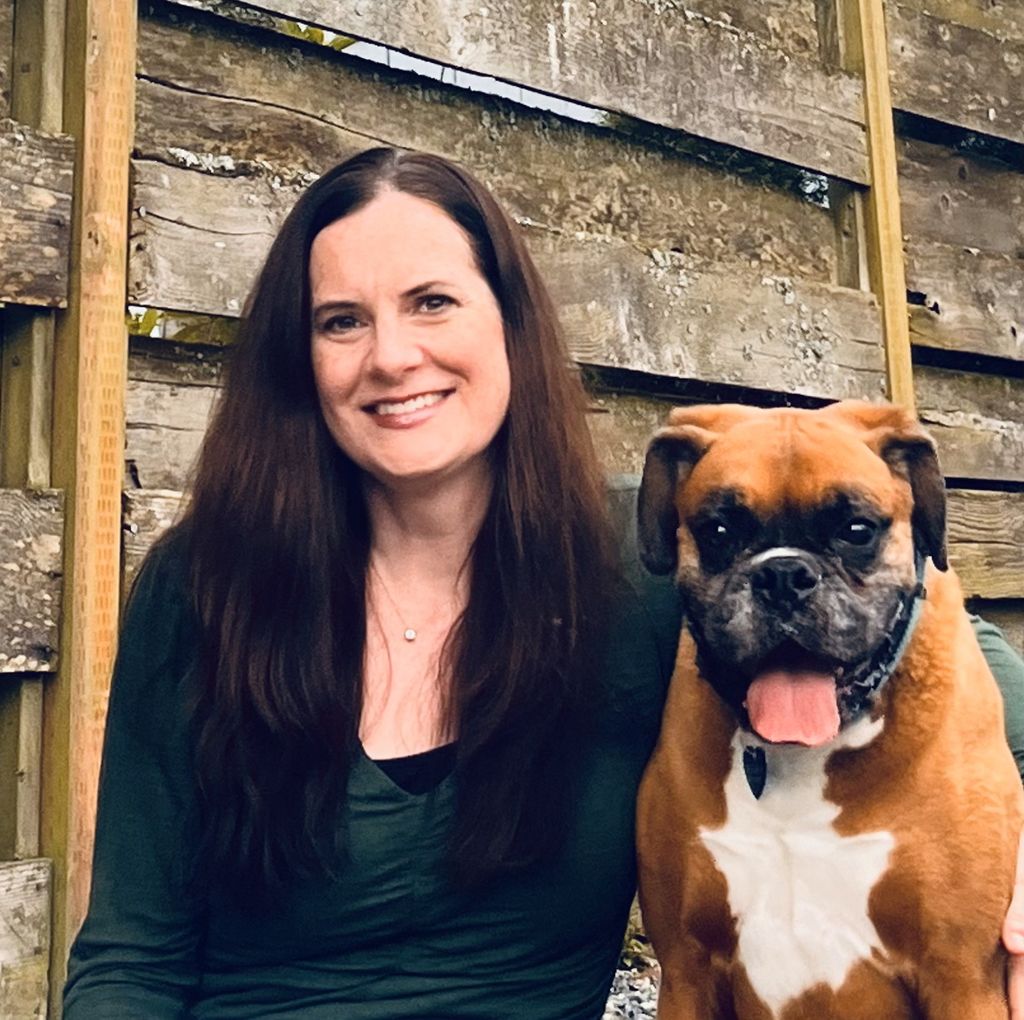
[403,628,417,642]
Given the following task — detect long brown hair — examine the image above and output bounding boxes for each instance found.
[177,147,615,891]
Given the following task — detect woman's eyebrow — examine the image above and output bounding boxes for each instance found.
[403,280,453,298]
[311,299,359,317]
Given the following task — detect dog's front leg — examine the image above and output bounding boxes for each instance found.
[652,938,725,1020]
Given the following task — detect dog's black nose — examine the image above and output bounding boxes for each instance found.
[751,555,820,607]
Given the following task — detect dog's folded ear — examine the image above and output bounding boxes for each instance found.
[828,401,949,572]
[638,425,715,575]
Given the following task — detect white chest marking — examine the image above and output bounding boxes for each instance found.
[699,718,894,1017]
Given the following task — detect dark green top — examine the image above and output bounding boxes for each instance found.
[63,482,1024,1019]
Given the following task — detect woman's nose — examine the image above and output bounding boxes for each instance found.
[367,313,425,377]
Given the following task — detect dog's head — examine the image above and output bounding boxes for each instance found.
[638,400,947,745]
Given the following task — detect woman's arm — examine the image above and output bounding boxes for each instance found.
[63,534,204,1019]
[969,616,1024,1016]
[972,616,1024,780]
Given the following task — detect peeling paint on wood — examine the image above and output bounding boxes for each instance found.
[0,119,74,307]
[134,5,836,285]
[889,2,1024,145]
[0,858,50,1020]
[164,0,867,182]
[0,490,62,673]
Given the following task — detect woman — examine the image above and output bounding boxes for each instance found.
[65,147,1024,1018]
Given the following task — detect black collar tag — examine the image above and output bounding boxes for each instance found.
[743,745,767,799]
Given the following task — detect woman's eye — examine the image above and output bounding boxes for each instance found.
[320,314,361,334]
[839,519,876,546]
[418,293,454,313]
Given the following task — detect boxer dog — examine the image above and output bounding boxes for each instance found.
[636,400,1023,1020]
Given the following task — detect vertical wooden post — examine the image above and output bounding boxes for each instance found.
[42,0,135,1007]
[844,0,916,410]
[0,0,68,871]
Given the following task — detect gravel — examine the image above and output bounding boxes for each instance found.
[603,963,660,1019]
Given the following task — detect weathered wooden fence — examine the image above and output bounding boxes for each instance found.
[0,0,1022,1015]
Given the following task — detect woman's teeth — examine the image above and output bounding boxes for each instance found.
[373,392,445,416]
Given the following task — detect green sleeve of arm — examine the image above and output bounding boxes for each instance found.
[63,536,203,1018]
[971,615,1024,783]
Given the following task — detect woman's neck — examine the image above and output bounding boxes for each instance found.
[364,467,493,586]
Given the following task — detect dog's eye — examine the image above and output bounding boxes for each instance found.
[838,519,877,546]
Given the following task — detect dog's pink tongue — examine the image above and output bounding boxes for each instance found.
[745,670,840,746]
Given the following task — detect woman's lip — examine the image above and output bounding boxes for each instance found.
[366,390,452,428]
[362,389,451,414]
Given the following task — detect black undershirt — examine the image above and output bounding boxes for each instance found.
[373,742,457,795]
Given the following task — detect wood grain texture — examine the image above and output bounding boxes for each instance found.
[0,119,74,306]
[947,490,1024,599]
[43,0,136,995]
[888,1,1024,144]
[0,0,12,117]
[0,489,62,673]
[0,858,49,1020]
[128,160,884,415]
[122,488,185,584]
[916,364,1024,483]
[898,133,1024,360]
[181,0,868,181]
[135,3,837,287]
[906,244,1023,362]
[125,339,222,490]
[854,0,914,409]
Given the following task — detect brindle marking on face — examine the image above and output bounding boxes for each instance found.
[669,410,923,714]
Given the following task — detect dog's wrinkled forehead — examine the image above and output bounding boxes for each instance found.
[638,400,948,577]
[678,414,911,523]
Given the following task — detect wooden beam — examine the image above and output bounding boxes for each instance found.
[43,0,136,1004]
[0,0,67,878]
[165,0,869,182]
[0,858,51,1019]
[848,0,915,410]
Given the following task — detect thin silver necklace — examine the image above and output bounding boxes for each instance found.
[369,563,421,642]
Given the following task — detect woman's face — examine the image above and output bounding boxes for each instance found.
[309,189,511,493]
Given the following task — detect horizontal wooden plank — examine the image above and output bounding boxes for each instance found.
[947,490,1024,599]
[135,3,837,286]
[127,164,882,446]
[898,133,1024,360]
[533,233,884,396]
[889,2,1024,145]
[895,0,1024,41]
[123,488,184,584]
[898,134,1024,260]
[170,0,868,182]
[916,364,1024,483]
[0,489,62,672]
[125,339,221,490]
[906,244,1023,363]
[0,118,74,306]
[0,858,49,1020]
